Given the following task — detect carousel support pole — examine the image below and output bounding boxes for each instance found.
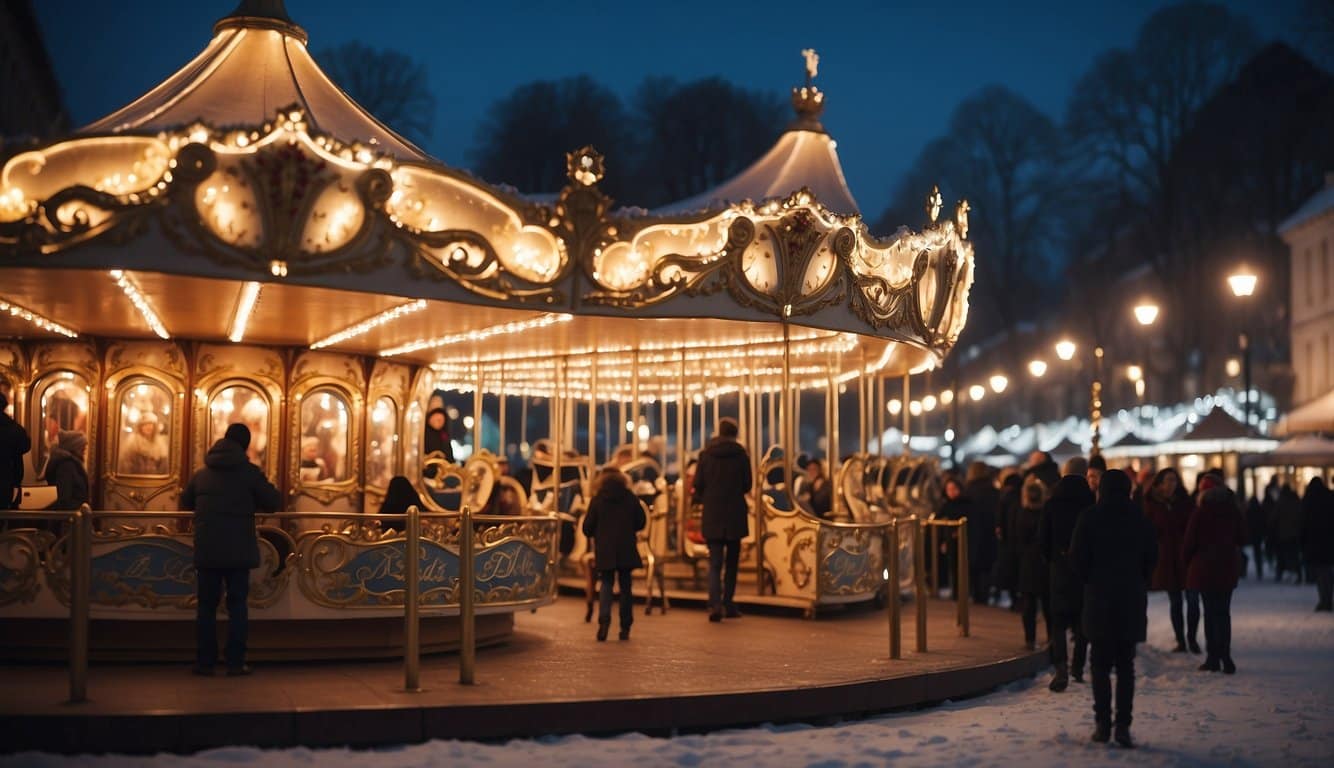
[957,518,970,637]
[793,385,801,458]
[459,504,476,685]
[498,363,507,459]
[877,373,886,458]
[659,396,668,468]
[831,367,841,465]
[902,373,911,454]
[603,399,611,464]
[520,394,528,457]
[618,397,626,454]
[473,367,484,456]
[403,503,421,692]
[69,505,91,703]
[768,389,778,452]
[589,356,598,465]
[914,515,928,653]
[858,352,867,453]
[781,321,794,493]
[677,355,688,526]
[554,357,566,512]
[712,389,720,442]
[631,350,641,451]
[887,517,901,660]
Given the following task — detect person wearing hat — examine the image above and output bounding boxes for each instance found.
[118,411,169,476]
[181,423,282,677]
[43,430,89,511]
[0,391,30,509]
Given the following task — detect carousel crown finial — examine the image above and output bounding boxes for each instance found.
[215,0,307,43]
[789,49,826,132]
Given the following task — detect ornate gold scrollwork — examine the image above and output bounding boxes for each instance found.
[0,528,55,606]
[819,525,884,597]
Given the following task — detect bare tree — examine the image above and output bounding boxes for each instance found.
[631,77,787,207]
[317,42,435,145]
[878,84,1063,340]
[469,76,633,197]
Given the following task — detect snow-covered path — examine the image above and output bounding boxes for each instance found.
[6,579,1332,767]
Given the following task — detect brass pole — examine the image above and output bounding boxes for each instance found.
[69,505,91,703]
[459,504,476,684]
[781,321,793,497]
[473,367,484,455]
[858,349,868,453]
[877,374,886,458]
[553,357,565,514]
[497,363,507,459]
[404,503,421,692]
[831,366,840,468]
[659,396,668,468]
[957,518,970,637]
[930,523,939,596]
[677,356,688,526]
[887,519,901,659]
[520,394,528,458]
[631,349,640,449]
[902,373,911,454]
[589,355,598,465]
[914,516,927,653]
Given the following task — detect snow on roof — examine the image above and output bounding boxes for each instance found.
[1279,176,1334,235]
[80,1,430,163]
[658,128,860,217]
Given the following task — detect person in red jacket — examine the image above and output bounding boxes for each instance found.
[1183,472,1248,674]
[1143,468,1199,653]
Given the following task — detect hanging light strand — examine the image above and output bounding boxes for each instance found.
[0,296,78,338]
[380,313,573,357]
[311,299,427,350]
[109,270,169,339]
[228,282,262,343]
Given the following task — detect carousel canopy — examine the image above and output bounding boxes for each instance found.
[0,3,975,398]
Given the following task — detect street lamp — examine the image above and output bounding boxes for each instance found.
[969,384,986,402]
[922,394,938,412]
[1229,267,1258,429]
[989,374,1008,394]
[1028,359,1048,378]
[1055,339,1077,361]
[1228,270,1257,298]
[1133,302,1160,326]
[1126,365,1143,382]
[888,398,902,415]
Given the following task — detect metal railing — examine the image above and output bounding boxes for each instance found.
[921,517,970,638]
[0,503,549,700]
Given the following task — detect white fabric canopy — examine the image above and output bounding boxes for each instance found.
[1243,434,1334,467]
[660,129,860,216]
[1276,390,1334,436]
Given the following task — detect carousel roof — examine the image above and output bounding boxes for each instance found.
[82,0,429,162]
[660,52,859,216]
[0,5,975,397]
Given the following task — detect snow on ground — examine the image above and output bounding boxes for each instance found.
[6,579,1332,768]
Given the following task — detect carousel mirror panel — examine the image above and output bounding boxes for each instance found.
[366,396,398,490]
[207,383,271,470]
[114,379,173,478]
[403,400,423,481]
[32,371,90,476]
[298,387,351,485]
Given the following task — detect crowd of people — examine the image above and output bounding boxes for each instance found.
[935,449,1334,747]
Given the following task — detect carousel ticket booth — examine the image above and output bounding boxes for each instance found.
[0,0,974,658]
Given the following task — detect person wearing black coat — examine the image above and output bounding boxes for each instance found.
[1184,474,1247,674]
[422,407,455,465]
[0,391,30,510]
[582,467,647,640]
[1069,469,1158,748]
[378,475,424,515]
[691,417,752,622]
[993,472,1023,606]
[1303,477,1334,612]
[1014,475,1049,650]
[964,462,998,605]
[43,430,89,511]
[181,424,282,676]
[935,477,971,599]
[1023,450,1061,491]
[1040,474,1094,692]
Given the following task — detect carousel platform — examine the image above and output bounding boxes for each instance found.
[0,597,1048,755]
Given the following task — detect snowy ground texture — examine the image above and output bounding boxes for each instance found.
[6,579,1332,768]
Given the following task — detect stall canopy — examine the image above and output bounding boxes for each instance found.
[0,2,975,400]
[1158,407,1278,455]
[1242,434,1334,468]
[1276,390,1334,436]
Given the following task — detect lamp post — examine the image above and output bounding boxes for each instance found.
[1229,267,1258,500]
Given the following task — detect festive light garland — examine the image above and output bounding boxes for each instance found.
[311,299,426,350]
[0,296,78,338]
[380,313,573,357]
[228,281,262,343]
[109,270,169,339]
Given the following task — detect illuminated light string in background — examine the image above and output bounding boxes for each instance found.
[310,299,427,350]
[108,269,169,339]
[0,296,78,338]
[380,313,573,357]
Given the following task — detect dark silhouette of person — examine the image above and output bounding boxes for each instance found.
[1040,473,1094,692]
[1070,469,1157,748]
[378,475,424,515]
[692,417,752,622]
[0,391,31,509]
[1184,472,1247,674]
[581,467,646,641]
[44,430,88,511]
[181,424,281,677]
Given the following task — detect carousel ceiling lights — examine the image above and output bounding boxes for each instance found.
[379,313,573,358]
[0,296,78,338]
[310,299,427,350]
[228,281,262,343]
[109,270,169,339]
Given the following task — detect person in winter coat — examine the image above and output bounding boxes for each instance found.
[691,417,752,622]
[423,407,455,464]
[1274,484,1303,582]
[1245,494,1267,580]
[994,471,1023,608]
[582,467,647,640]
[1024,450,1061,490]
[378,475,424,515]
[181,424,282,676]
[1,391,31,510]
[935,476,971,599]
[43,430,89,511]
[1014,475,1049,650]
[1183,473,1247,674]
[1040,474,1094,692]
[1302,477,1334,611]
[1143,468,1200,653]
[964,462,999,605]
[1069,469,1158,748]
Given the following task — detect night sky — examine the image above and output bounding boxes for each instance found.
[35,0,1301,218]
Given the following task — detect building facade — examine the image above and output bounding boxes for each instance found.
[1282,174,1334,406]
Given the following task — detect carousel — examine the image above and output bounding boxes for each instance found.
[0,0,973,658]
